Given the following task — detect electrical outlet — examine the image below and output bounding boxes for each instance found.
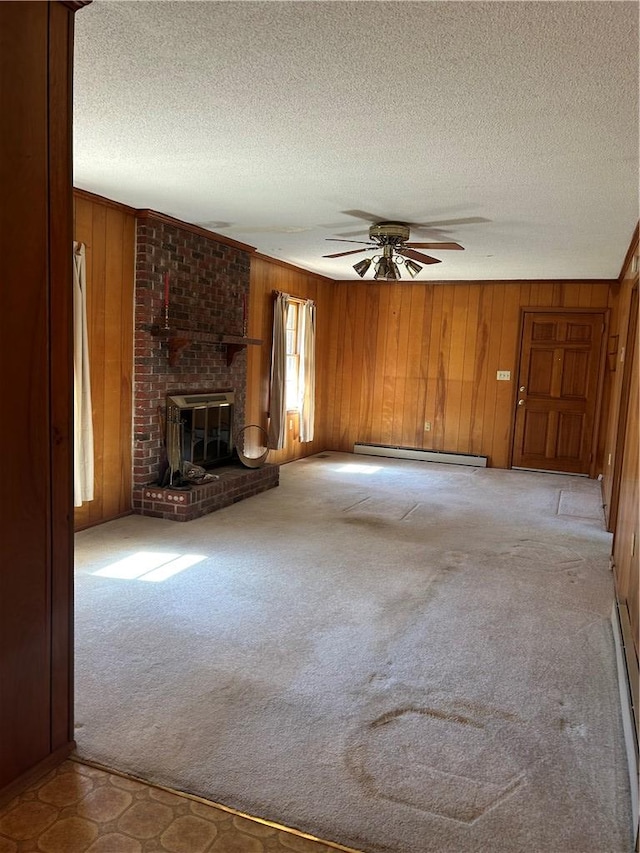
[496,370,511,381]
[424,421,431,432]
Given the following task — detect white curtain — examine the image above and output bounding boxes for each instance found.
[298,299,316,442]
[73,242,94,506]
[268,291,290,449]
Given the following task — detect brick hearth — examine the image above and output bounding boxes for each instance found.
[132,463,279,521]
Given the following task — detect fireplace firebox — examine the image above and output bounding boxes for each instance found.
[167,392,235,469]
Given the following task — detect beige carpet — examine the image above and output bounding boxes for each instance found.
[74,453,633,852]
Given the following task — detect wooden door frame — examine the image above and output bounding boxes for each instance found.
[608,284,638,532]
[510,306,610,477]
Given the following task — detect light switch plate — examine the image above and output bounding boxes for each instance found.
[496,370,511,381]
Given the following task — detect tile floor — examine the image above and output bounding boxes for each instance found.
[0,760,356,853]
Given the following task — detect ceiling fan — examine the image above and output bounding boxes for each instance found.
[323,221,464,280]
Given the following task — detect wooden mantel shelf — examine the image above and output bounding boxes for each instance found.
[149,326,262,367]
[221,335,263,367]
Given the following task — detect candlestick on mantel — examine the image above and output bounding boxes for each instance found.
[163,272,170,329]
[242,292,247,337]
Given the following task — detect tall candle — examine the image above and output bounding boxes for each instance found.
[164,272,170,307]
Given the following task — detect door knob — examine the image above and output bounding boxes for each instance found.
[518,399,525,406]
[519,386,526,392]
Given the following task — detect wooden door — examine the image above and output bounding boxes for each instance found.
[512,311,605,474]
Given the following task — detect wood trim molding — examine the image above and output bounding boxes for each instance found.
[618,222,639,282]
[75,509,133,533]
[136,209,256,253]
[49,0,75,753]
[254,252,333,283]
[518,305,611,315]
[73,187,137,215]
[590,309,611,479]
[0,741,75,809]
[74,192,257,255]
[59,1,92,11]
[331,278,619,287]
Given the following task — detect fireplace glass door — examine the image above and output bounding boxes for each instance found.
[167,392,234,469]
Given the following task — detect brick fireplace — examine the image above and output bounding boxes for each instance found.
[131,212,278,521]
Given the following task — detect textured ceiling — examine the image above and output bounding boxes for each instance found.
[73,1,639,281]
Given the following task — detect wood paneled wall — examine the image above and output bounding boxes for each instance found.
[601,227,639,526]
[247,256,335,465]
[613,298,638,657]
[69,199,624,512]
[600,226,639,723]
[73,191,136,529]
[325,280,611,468]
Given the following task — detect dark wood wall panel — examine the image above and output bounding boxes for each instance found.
[0,0,51,785]
[601,227,639,526]
[612,309,638,654]
[247,256,335,465]
[326,280,611,467]
[599,227,639,730]
[0,0,76,796]
[73,192,135,529]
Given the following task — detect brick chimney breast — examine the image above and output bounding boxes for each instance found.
[132,215,250,490]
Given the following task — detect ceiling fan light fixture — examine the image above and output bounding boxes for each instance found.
[353,258,373,277]
[325,220,468,275]
[374,257,401,281]
[404,259,423,278]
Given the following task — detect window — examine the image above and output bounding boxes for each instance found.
[269,292,315,450]
[285,301,300,410]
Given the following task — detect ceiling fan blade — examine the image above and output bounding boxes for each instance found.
[405,242,464,250]
[341,209,388,223]
[330,228,371,238]
[322,248,370,259]
[325,238,375,245]
[397,248,442,265]
[412,216,489,228]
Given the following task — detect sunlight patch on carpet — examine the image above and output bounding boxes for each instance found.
[93,551,206,582]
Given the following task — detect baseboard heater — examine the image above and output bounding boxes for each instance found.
[353,443,487,467]
[611,600,639,846]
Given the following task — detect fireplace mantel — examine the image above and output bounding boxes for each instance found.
[149,326,263,367]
